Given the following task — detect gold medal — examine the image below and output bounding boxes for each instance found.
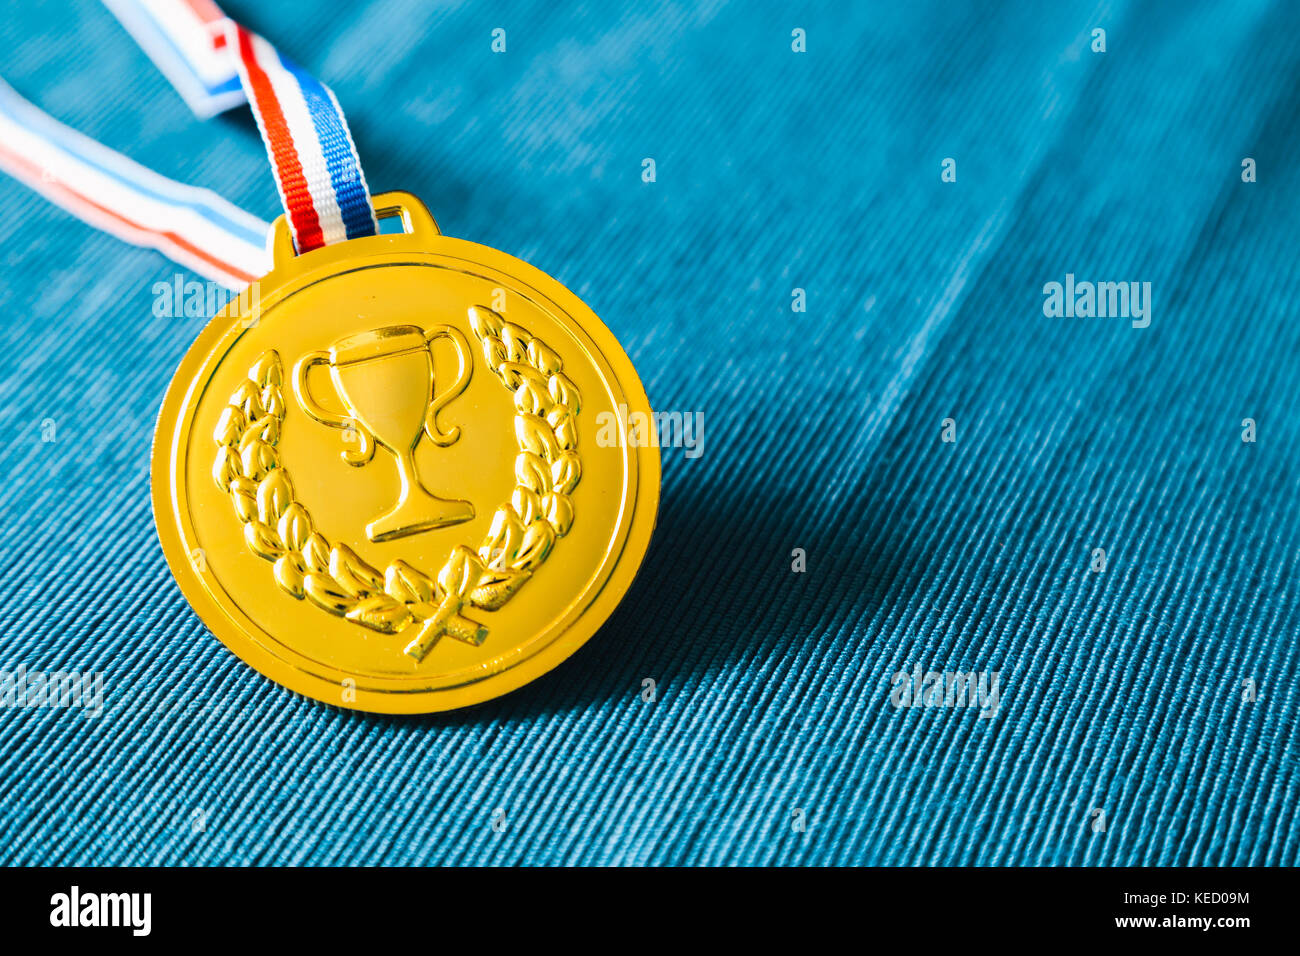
[152,192,659,712]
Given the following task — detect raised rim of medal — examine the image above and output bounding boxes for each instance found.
[152,230,660,713]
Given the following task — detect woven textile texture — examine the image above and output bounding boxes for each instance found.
[0,0,1296,866]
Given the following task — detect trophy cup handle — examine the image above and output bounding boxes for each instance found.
[292,350,375,465]
[424,325,473,447]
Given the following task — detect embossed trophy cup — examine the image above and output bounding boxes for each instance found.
[292,324,475,542]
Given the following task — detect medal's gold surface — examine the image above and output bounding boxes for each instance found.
[151,192,660,713]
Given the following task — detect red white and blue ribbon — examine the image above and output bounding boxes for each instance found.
[0,76,268,288]
[226,23,378,252]
[101,0,244,119]
[105,0,378,253]
[0,1,378,289]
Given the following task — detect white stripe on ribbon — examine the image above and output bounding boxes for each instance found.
[0,3,377,290]
[101,0,244,119]
[108,0,377,252]
[244,31,350,246]
[0,78,269,288]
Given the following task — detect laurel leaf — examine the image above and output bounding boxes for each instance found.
[515,414,557,460]
[481,337,508,372]
[244,521,283,560]
[437,545,484,598]
[240,415,279,449]
[273,555,305,598]
[329,544,385,597]
[231,378,259,403]
[213,406,246,446]
[232,379,265,420]
[511,487,541,525]
[301,533,330,573]
[545,404,569,430]
[231,480,258,522]
[550,451,581,495]
[257,470,293,524]
[345,595,413,634]
[513,521,555,572]
[527,339,562,374]
[436,546,471,596]
[251,351,282,387]
[546,407,577,449]
[212,446,238,491]
[304,573,354,615]
[277,503,312,551]
[554,417,578,451]
[384,559,434,605]
[548,372,580,413]
[467,304,504,338]
[542,492,573,536]
[470,567,531,610]
[479,508,524,567]
[262,386,286,420]
[514,380,551,416]
[499,360,533,390]
[240,440,277,480]
[500,323,529,362]
[515,452,551,494]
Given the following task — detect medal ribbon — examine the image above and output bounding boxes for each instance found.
[0,0,378,288]
[227,23,378,251]
[0,77,267,288]
[106,0,379,252]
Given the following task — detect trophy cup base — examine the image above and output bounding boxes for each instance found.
[366,492,475,543]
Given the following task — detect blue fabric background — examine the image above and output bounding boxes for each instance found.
[0,0,1296,866]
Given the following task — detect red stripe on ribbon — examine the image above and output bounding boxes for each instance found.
[0,143,257,285]
[185,0,227,26]
[232,25,324,252]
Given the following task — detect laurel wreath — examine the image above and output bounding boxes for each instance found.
[210,305,581,662]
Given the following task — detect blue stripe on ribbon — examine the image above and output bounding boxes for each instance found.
[122,0,240,102]
[209,75,244,98]
[276,52,377,241]
[0,82,267,248]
